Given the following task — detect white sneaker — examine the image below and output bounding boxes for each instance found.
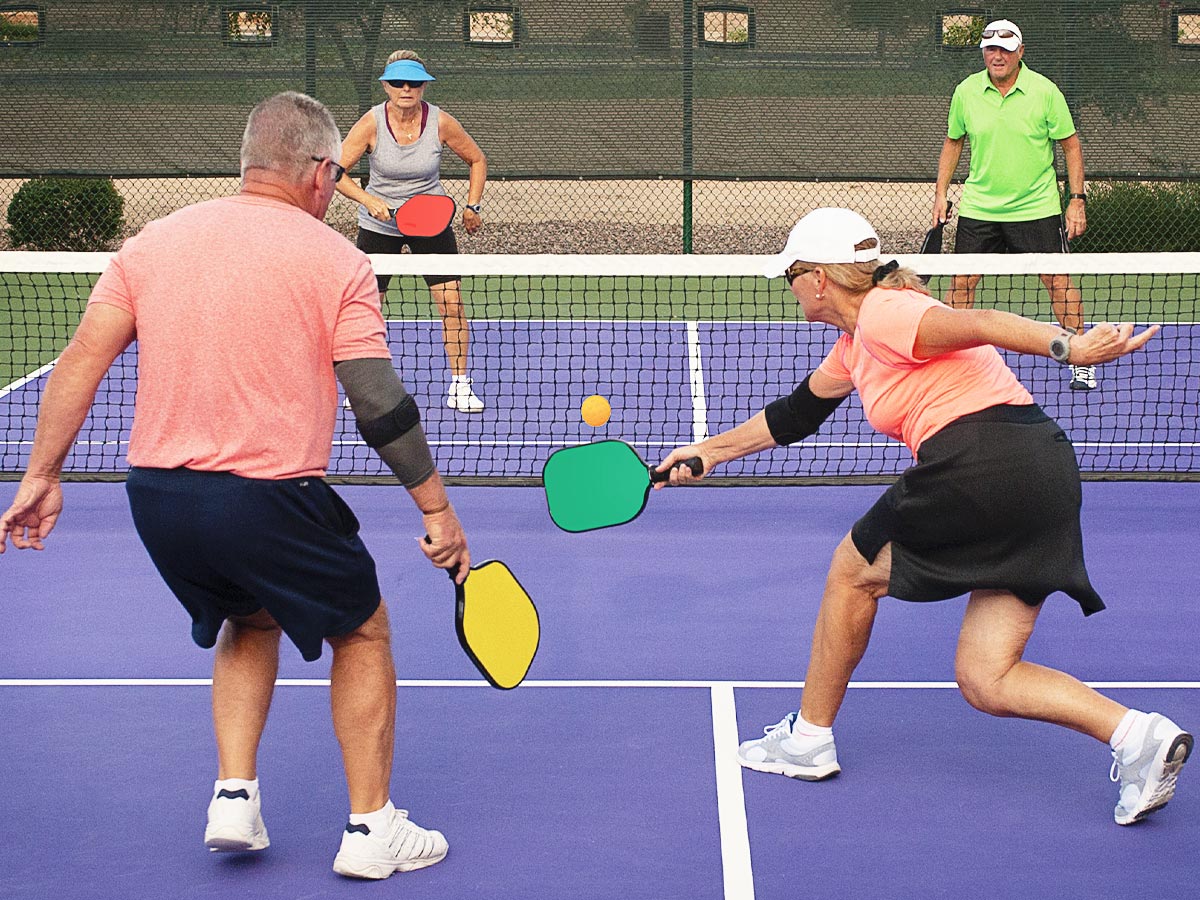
[447,377,484,413]
[332,805,449,879]
[1069,365,1097,391]
[737,711,840,781]
[1111,713,1193,825]
[204,782,269,852]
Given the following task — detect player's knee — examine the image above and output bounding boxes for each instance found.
[955,658,1015,717]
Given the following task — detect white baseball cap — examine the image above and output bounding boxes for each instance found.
[763,208,881,278]
[979,19,1022,52]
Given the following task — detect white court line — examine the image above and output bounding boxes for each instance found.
[1,679,1198,689]
[0,359,59,399]
[711,684,755,900]
[686,321,711,442]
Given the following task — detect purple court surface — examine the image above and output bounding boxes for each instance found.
[1,481,1197,900]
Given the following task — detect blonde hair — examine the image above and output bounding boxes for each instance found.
[386,49,426,66]
[795,239,930,297]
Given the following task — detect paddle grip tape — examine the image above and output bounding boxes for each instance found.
[764,375,847,446]
[649,457,703,483]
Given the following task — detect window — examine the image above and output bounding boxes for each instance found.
[0,6,42,46]
[699,7,753,47]
[939,10,986,49]
[222,6,275,46]
[465,7,518,46]
[1176,10,1200,47]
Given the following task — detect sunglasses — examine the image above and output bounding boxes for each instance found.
[981,28,1018,39]
[311,156,346,182]
[385,79,427,89]
[784,265,813,286]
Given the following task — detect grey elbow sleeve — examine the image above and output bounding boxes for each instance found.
[335,358,437,487]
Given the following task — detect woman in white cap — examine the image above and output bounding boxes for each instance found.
[335,50,488,413]
[655,208,1190,825]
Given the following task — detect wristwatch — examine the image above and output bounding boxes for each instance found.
[1068,192,1087,203]
[464,203,482,214]
[1049,333,1072,363]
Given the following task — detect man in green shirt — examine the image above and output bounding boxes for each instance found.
[933,19,1095,390]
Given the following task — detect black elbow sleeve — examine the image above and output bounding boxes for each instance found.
[764,375,847,445]
[357,395,421,448]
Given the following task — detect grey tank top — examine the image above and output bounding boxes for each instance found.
[358,101,446,237]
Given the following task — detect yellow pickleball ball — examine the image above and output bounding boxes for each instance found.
[581,394,612,427]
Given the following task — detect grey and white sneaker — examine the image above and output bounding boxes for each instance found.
[204,783,269,852]
[1069,365,1097,391]
[737,711,840,781]
[332,805,448,879]
[1111,713,1193,825]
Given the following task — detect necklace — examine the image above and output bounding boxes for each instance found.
[390,108,419,140]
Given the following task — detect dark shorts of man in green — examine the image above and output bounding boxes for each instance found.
[954,214,1068,254]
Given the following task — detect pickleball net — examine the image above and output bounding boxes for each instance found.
[2,250,1197,483]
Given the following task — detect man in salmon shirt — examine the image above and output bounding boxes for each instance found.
[0,92,466,879]
[655,208,1190,826]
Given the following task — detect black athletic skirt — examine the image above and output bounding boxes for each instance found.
[851,404,1104,615]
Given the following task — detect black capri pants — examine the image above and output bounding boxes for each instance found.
[356,226,461,292]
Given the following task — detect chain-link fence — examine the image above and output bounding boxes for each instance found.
[3,0,1199,253]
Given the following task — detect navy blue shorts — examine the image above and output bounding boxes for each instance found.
[126,467,382,662]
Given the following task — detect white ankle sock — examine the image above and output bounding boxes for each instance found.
[1110,709,1151,759]
[348,799,395,834]
[792,712,833,739]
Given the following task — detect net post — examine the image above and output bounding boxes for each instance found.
[682,0,694,254]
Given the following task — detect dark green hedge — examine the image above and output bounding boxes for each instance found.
[7,177,126,251]
[1068,181,1200,253]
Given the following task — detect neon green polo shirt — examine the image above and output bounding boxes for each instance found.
[947,63,1076,221]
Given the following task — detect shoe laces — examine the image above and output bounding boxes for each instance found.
[762,712,798,738]
[1109,753,1121,784]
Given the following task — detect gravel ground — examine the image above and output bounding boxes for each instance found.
[0,177,943,255]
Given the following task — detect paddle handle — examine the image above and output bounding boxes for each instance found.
[424,534,462,582]
[649,456,703,483]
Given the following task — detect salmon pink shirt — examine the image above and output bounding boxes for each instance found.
[88,194,391,479]
[816,287,1033,455]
